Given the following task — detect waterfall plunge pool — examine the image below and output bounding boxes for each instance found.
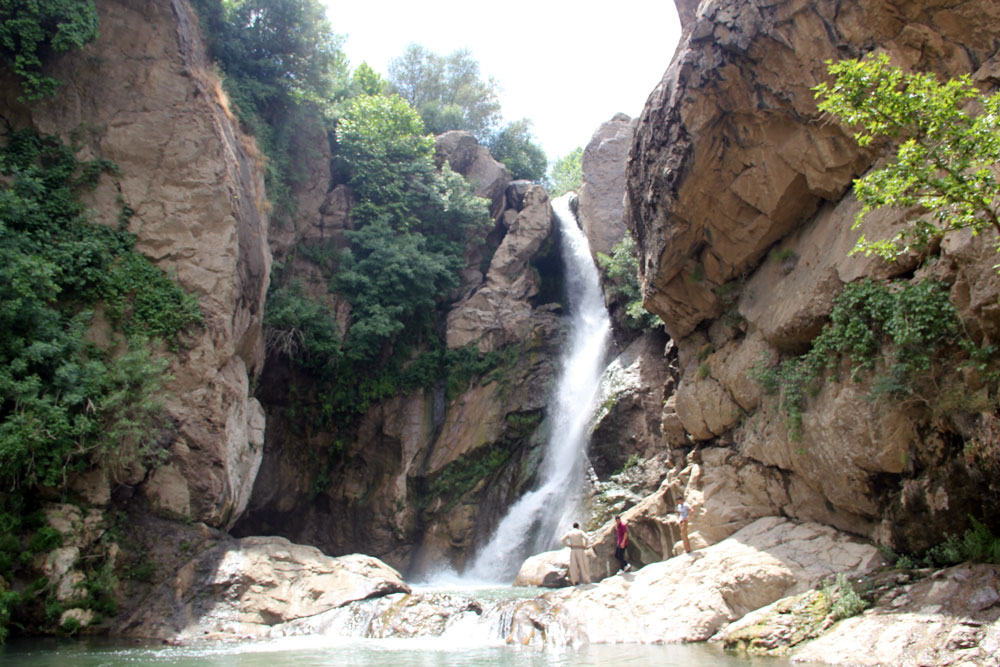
[0,635,816,666]
[1,585,826,666]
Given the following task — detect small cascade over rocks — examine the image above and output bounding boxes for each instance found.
[465,194,612,583]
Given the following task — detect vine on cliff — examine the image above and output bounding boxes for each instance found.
[0,0,99,100]
[0,130,202,641]
[751,279,964,439]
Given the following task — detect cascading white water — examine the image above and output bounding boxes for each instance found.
[466,194,612,583]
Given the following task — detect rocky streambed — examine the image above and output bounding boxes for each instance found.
[83,516,999,666]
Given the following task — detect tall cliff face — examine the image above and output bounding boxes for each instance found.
[0,0,270,528]
[234,129,567,576]
[626,0,1000,553]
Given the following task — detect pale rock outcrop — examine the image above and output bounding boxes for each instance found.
[1,0,271,528]
[513,550,573,588]
[446,185,555,352]
[507,517,883,647]
[723,564,1000,666]
[626,0,1000,556]
[436,130,511,217]
[577,113,635,259]
[588,331,672,478]
[119,535,409,640]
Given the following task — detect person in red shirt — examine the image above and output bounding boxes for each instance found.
[614,515,630,573]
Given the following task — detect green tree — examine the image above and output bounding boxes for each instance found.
[597,234,663,330]
[349,61,388,96]
[814,53,1000,260]
[387,43,502,139]
[0,0,99,100]
[332,93,491,361]
[549,147,583,197]
[487,118,548,181]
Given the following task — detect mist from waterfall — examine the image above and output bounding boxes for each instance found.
[466,194,612,583]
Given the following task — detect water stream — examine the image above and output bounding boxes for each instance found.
[467,195,612,583]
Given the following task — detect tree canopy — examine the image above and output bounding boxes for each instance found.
[814,53,1000,261]
[487,119,548,182]
[549,147,584,196]
[387,43,502,140]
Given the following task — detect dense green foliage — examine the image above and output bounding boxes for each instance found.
[487,119,548,182]
[0,130,200,493]
[333,93,492,361]
[388,44,502,140]
[752,279,962,439]
[0,131,199,642]
[0,0,99,100]
[596,234,663,330]
[814,54,1000,261]
[548,147,583,197]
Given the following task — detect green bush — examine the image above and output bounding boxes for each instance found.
[821,573,868,620]
[0,0,99,100]
[597,234,664,330]
[752,279,961,439]
[0,131,196,492]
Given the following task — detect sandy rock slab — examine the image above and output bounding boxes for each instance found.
[119,536,409,640]
[507,517,882,647]
[784,564,1000,666]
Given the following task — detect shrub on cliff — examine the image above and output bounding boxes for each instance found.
[814,53,1000,262]
[0,131,200,494]
[597,234,664,330]
[334,93,492,362]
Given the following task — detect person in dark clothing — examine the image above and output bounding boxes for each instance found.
[614,515,630,572]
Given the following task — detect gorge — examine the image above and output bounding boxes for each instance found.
[1,0,1000,665]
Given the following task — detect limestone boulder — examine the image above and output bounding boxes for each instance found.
[118,535,409,640]
[577,113,636,259]
[739,381,917,519]
[513,550,572,588]
[507,517,883,646]
[588,331,672,478]
[1,0,272,529]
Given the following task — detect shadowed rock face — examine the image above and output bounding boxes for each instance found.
[0,0,271,529]
[622,0,1000,555]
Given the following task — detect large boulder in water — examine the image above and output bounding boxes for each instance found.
[118,535,409,640]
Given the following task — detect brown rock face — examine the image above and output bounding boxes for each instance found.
[625,0,1000,554]
[577,113,636,260]
[1,0,271,528]
[626,0,1000,341]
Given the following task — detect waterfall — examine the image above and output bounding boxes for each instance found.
[466,194,612,583]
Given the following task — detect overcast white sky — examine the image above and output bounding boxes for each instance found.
[323,0,682,161]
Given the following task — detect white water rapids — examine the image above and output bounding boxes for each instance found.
[465,194,612,583]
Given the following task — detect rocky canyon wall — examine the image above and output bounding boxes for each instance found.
[234,126,570,576]
[624,0,1000,556]
[0,0,270,530]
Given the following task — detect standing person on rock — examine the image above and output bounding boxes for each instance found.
[561,522,591,585]
[675,495,692,553]
[614,515,630,573]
